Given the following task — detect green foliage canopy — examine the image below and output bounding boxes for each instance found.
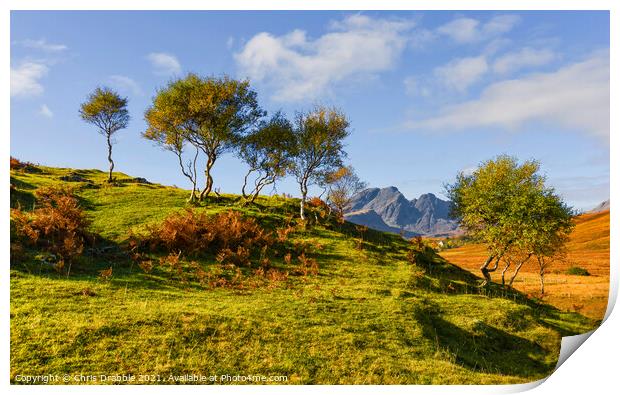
[79,87,130,182]
[291,106,350,219]
[79,87,130,137]
[144,74,264,199]
[238,112,296,202]
[446,155,574,285]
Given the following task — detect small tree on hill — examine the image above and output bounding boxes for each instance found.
[528,190,574,293]
[446,155,574,287]
[500,183,574,290]
[238,112,296,204]
[325,165,367,221]
[145,74,264,200]
[79,87,130,182]
[291,106,350,220]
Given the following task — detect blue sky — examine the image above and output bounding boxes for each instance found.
[10,11,609,210]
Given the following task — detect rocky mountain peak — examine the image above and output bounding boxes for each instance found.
[345,187,459,237]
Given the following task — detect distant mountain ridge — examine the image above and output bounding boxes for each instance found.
[588,199,610,213]
[344,187,460,237]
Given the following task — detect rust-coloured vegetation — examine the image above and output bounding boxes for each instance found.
[11,186,91,273]
[128,209,320,288]
[134,209,273,257]
[10,157,41,173]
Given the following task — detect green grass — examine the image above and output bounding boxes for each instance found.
[10,165,598,384]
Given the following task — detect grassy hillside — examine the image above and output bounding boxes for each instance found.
[10,164,597,384]
[440,210,610,320]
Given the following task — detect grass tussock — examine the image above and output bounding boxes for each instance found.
[566,266,590,276]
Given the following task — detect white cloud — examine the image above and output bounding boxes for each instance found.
[437,18,480,43]
[408,28,436,49]
[434,55,488,92]
[18,38,67,52]
[437,15,520,43]
[226,36,235,49]
[482,15,521,36]
[492,47,557,74]
[39,104,53,118]
[147,52,181,75]
[235,14,415,101]
[403,76,417,95]
[109,75,143,96]
[407,51,610,139]
[11,62,49,98]
[483,38,512,56]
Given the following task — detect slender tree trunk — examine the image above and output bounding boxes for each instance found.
[250,188,261,203]
[480,252,503,286]
[189,146,199,202]
[106,133,114,182]
[299,179,308,220]
[200,154,216,200]
[501,260,511,285]
[241,169,253,199]
[509,253,532,286]
[188,188,197,202]
[176,146,199,202]
[480,255,495,286]
[250,177,274,203]
[241,171,274,204]
[537,256,546,295]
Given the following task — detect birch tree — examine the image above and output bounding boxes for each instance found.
[79,87,130,182]
[238,112,296,204]
[446,155,573,287]
[144,74,264,200]
[291,106,350,220]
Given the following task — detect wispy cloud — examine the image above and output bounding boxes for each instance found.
[437,15,520,44]
[11,62,49,98]
[235,14,415,101]
[147,52,181,75]
[434,55,489,92]
[548,174,610,211]
[226,36,235,50]
[17,38,68,52]
[492,47,557,74]
[108,75,143,96]
[403,76,417,96]
[406,51,609,139]
[39,104,53,118]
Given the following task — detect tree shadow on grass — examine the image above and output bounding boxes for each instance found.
[411,250,598,336]
[408,248,525,298]
[412,301,552,378]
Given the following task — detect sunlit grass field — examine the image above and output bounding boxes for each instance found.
[10,165,598,384]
